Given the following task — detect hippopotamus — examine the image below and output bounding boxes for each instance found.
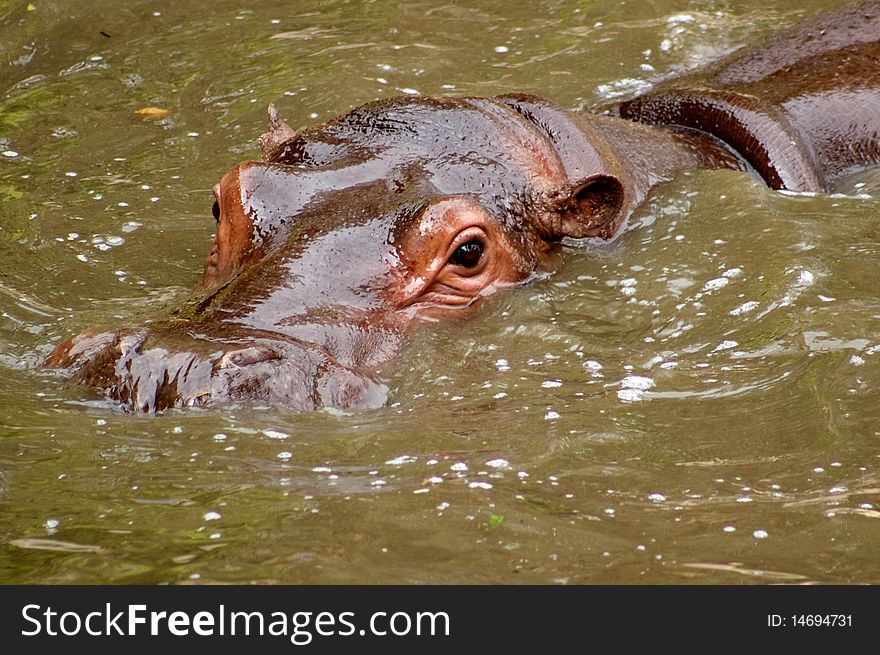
[46,0,880,412]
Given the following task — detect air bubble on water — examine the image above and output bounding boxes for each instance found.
[203,511,221,521]
[450,462,468,472]
[385,455,416,466]
[723,526,736,533]
[277,451,292,460]
[545,410,560,420]
[494,45,509,53]
[541,379,562,388]
[262,429,288,439]
[667,13,695,23]
[469,481,493,490]
[596,77,651,101]
[648,493,666,502]
[486,458,510,469]
[617,375,654,402]
[702,277,729,291]
[753,529,768,539]
[730,300,758,315]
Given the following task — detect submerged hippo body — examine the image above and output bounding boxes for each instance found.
[46,1,880,412]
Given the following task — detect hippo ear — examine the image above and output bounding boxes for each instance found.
[259,104,297,161]
[553,173,625,240]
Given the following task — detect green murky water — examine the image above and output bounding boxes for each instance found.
[2,0,878,584]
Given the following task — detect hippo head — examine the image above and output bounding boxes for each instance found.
[47,95,627,412]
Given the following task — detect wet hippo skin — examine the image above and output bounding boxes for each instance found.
[46,0,880,412]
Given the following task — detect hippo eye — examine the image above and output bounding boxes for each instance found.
[212,200,221,224]
[450,240,483,268]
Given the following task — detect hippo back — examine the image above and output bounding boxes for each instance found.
[619,0,880,192]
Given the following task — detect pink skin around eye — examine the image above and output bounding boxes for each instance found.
[390,197,544,313]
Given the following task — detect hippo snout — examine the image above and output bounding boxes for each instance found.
[48,328,388,413]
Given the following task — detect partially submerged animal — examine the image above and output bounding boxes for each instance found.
[46,0,880,412]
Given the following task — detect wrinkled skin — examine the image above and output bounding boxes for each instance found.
[46,0,880,412]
